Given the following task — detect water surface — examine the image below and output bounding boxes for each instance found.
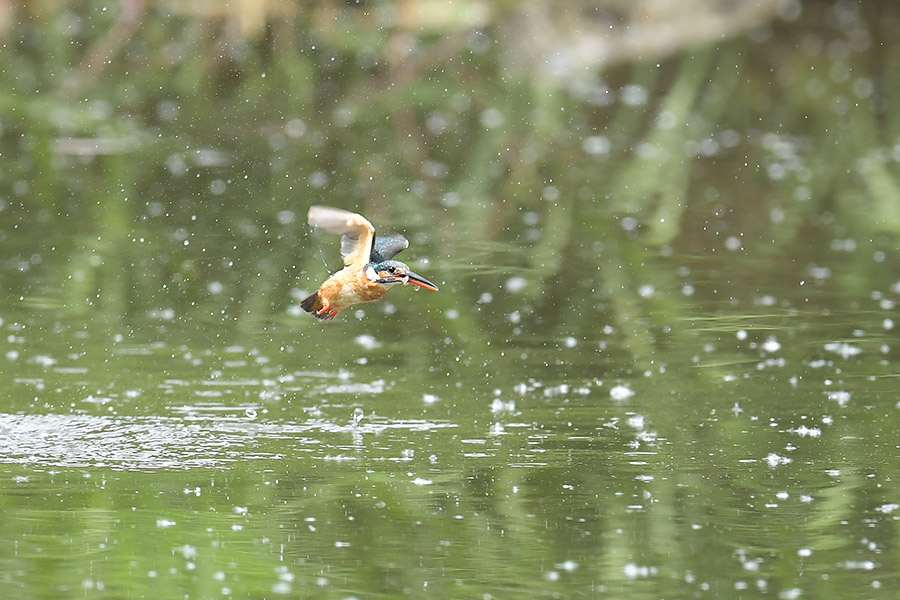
[3,1,900,598]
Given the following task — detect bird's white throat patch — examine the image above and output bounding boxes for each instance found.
[365,264,378,281]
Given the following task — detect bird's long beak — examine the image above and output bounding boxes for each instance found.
[405,271,439,291]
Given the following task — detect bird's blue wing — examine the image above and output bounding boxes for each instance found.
[371,234,409,263]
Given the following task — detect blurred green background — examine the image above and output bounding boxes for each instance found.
[2,1,900,598]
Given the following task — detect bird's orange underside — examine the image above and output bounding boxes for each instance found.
[313,267,391,316]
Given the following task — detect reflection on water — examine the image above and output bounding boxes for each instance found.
[2,301,899,597]
[3,0,900,598]
[2,248,900,596]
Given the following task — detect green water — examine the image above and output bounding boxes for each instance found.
[3,1,900,598]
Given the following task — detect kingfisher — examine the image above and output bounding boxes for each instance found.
[301,205,438,320]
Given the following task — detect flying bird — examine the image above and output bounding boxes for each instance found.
[301,206,438,320]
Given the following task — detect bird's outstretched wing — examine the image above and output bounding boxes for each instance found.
[307,206,375,267]
[371,234,409,263]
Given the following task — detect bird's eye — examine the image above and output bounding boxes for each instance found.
[387,266,395,273]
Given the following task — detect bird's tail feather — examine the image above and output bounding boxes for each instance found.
[300,291,333,320]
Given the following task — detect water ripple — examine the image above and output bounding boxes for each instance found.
[0,412,456,471]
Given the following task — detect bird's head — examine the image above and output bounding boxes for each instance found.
[366,260,438,291]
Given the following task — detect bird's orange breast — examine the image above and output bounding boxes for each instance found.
[318,267,390,312]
